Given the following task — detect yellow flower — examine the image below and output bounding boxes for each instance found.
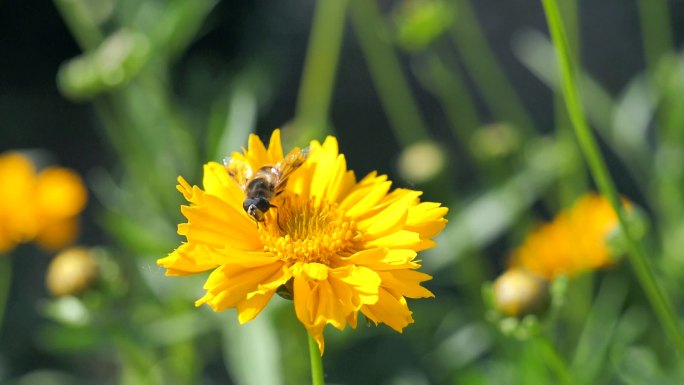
[0,152,87,253]
[510,193,627,280]
[32,167,88,250]
[158,130,448,353]
[0,153,35,252]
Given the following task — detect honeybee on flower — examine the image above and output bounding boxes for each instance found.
[158,129,448,354]
[225,146,310,223]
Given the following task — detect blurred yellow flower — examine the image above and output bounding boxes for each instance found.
[510,193,628,280]
[0,152,87,253]
[158,130,448,353]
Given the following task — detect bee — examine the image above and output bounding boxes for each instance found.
[225,146,310,222]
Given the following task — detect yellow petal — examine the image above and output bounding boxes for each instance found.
[344,248,419,270]
[202,162,244,210]
[312,279,350,329]
[330,265,381,305]
[206,247,281,268]
[196,260,286,312]
[405,202,449,239]
[356,197,410,237]
[176,177,194,201]
[180,193,260,250]
[34,217,79,251]
[293,262,329,281]
[246,132,271,166]
[267,129,284,163]
[157,243,219,276]
[377,270,434,299]
[293,275,316,326]
[340,180,392,219]
[35,167,88,218]
[365,230,434,251]
[361,288,414,332]
[236,290,277,324]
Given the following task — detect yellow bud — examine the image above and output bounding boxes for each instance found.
[46,247,98,297]
[397,141,446,184]
[493,268,549,317]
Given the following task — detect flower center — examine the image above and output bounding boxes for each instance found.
[259,196,359,266]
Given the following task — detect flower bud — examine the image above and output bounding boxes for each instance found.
[397,140,446,184]
[493,268,549,317]
[46,247,98,297]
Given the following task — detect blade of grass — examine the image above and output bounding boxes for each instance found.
[294,0,349,139]
[536,334,575,385]
[413,51,480,146]
[53,0,104,51]
[0,256,11,336]
[349,0,430,146]
[540,0,684,357]
[449,0,536,134]
[636,0,673,80]
[571,274,628,385]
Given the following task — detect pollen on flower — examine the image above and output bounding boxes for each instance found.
[259,196,360,266]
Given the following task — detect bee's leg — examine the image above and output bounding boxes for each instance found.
[273,206,285,232]
[276,208,282,231]
[270,198,284,231]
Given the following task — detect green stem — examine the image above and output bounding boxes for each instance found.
[636,0,673,80]
[53,0,104,51]
[0,256,12,335]
[294,0,349,139]
[540,0,684,356]
[554,0,587,204]
[307,333,325,385]
[416,51,480,146]
[349,0,430,146]
[449,0,536,134]
[536,334,574,385]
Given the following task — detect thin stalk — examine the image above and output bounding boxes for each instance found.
[449,0,536,134]
[536,334,575,385]
[294,0,349,138]
[307,333,325,385]
[0,256,11,335]
[53,0,104,51]
[415,50,480,145]
[349,0,430,146]
[636,0,673,80]
[554,0,587,204]
[540,0,684,356]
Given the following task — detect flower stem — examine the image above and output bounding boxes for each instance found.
[0,256,12,335]
[636,0,673,79]
[540,0,684,356]
[294,0,349,139]
[449,0,537,135]
[536,334,574,385]
[349,0,430,146]
[307,332,325,385]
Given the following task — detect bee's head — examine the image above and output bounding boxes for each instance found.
[243,197,271,222]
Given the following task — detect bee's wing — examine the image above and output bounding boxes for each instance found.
[273,146,310,195]
[224,155,253,192]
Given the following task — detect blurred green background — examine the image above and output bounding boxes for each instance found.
[2,0,684,384]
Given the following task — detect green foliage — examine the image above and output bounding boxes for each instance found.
[2,0,684,384]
